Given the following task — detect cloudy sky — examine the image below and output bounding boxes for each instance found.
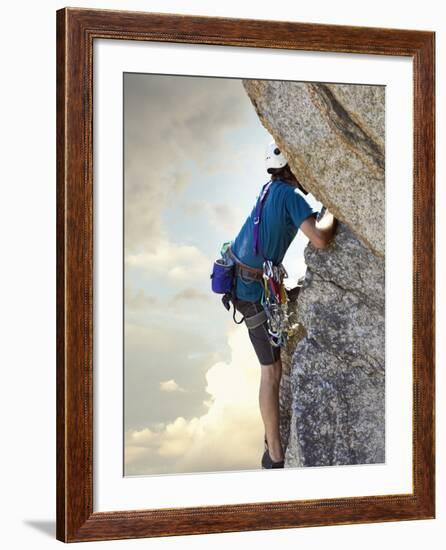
[123,73,320,476]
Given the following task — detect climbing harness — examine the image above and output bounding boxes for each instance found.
[211,179,295,346]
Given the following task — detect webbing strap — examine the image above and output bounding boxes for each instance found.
[253,180,273,256]
[229,246,263,276]
[232,303,245,324]
[244,308,267,330]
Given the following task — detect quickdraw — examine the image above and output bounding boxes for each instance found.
[261,260,291,348]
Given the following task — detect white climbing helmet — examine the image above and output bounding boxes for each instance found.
[265,140,288,173]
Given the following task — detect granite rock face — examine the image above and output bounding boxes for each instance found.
[243,80,385,467]
[242,80,385,257]
[281,224,385,466]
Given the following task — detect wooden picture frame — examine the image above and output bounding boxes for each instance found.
[56,7,435,542]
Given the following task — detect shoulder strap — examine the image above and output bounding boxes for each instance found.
[253,180,273,257]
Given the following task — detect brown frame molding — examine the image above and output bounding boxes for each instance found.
[56,7,435,542]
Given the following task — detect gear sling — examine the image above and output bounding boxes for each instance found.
[210,180,290,346]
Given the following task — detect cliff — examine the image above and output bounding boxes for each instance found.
[243,80,385,466]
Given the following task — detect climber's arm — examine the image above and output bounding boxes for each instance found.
[299,210,337,249]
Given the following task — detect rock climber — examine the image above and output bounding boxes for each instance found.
[230,140,337,469]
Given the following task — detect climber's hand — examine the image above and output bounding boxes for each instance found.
[300,210,337,249]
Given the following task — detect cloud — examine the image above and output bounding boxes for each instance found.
[125,286,211,318]
[184,200,244,235]
[125,239,212,284]
[125,287,160,311]
[160,379,187,393]
[170,287,210,303]
[124,74,251,252]
[125,324,265,475]
[124,319,230,432]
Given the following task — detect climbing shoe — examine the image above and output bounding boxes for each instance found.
[261,436,284,469]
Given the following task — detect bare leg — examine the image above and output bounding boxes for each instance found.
[259,356,284,462]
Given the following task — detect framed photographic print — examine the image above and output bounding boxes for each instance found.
[56,7,435,542]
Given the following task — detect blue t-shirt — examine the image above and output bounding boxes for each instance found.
[231,179,316,302]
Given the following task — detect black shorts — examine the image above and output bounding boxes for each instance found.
[233,298,281,366]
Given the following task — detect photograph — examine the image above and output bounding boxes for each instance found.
[123,73,385,476]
